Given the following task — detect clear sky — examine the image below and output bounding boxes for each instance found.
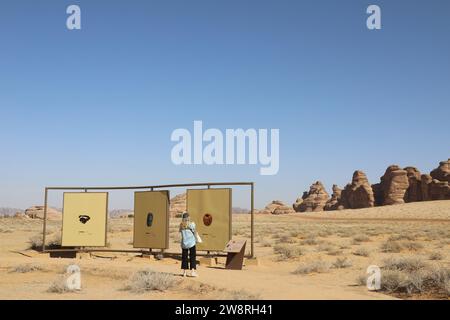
[1,0,449,210]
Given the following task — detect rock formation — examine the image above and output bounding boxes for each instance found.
[25,206,61,220]
[294,181,329,212]
[377,165,409,205]
[293,158,450,214]
[404,167,422,202]
[430,159,450,183]
[260,200,294,214]
[169,193,186,217]
[429,179,450,200]
[341,171,375,209]
[324,185,343,211]
[420,174,432,201]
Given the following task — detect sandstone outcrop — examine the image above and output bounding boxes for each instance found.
[430,159,450,183]
[378,165,409,205]
[169,193,186,217]
[294,181,329,212]
[404,167,422,202]
[259,200,294,214]
[420,174,432,201]
[429,179,450,200]
[324,185,343,211]
[25,206,61,220]
[341,171,375,209]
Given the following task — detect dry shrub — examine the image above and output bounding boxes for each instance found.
[380,240,403,253]
[402,241,424,251]
[47,277,75,294]
[429,252,444,261]
[379,256,450,297]
[29,232,61,250]
[353,234,370,243]
[301,237,319,246]
[293,260,331,275]
[277,234,296,244]
[383,256,427,272]
[122,269,178,293]
[273,244,303,260]
[352,247,371,257]
[389,233,416,241]
[225,289,260,300]
[186,282,217,294]
[10,263,43,273]
[332,257,353,269]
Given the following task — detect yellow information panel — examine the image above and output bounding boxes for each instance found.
[133,191,170,249]
[61,192,108,247]
[187,188,232,251]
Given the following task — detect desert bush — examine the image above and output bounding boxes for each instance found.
[380,269,410,293]
[47,277,74,294]
[375,258,450,296]
[352,247,370,257]
[353,234,370,243]
[277,234,296,244]
[10,263,43,273]
[273,244,303,260]
[389,233,416,241]
[429,252,444,261]
[29,232,61,250]
[383,256,427,272]
[122,269,178,293]
[301,237,319,246]
[293,260,331,274]
[402,241,424,251]
[186,282,217,294]
[332,257,352,269]
[380,240,403,253]
[225,289,260,300]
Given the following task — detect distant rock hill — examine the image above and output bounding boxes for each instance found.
[24,206,61,220]
[0,207,24,217]
[292,158,450,213]
[109,209,133,218]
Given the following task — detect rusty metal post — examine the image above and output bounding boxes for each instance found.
[42,188,48,252]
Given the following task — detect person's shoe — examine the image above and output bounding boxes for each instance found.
[190,270,198,277]
[182,270,187,277]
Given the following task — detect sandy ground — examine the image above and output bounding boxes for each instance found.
[0,200,449,300]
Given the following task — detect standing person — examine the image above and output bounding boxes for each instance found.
[179,211,198,277]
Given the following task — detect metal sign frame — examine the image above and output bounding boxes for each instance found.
[41,182,255,258]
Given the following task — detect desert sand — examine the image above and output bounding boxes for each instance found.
[0,200,449,300]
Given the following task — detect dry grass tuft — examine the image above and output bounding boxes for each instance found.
[353,234,370,244]
[352,247,371,257]
[293,260,331,275]
[122,269,178,293]
[10,263,43,273]
[380,240,403,253]
[429,252,444,261]
[273,244,303,260]
[224,289,260,300]
[332,257,353,269]
[29,232,61,250]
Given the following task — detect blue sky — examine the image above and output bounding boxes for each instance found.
[1,0,449,209]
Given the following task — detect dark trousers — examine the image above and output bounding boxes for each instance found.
[181,246,196,270]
